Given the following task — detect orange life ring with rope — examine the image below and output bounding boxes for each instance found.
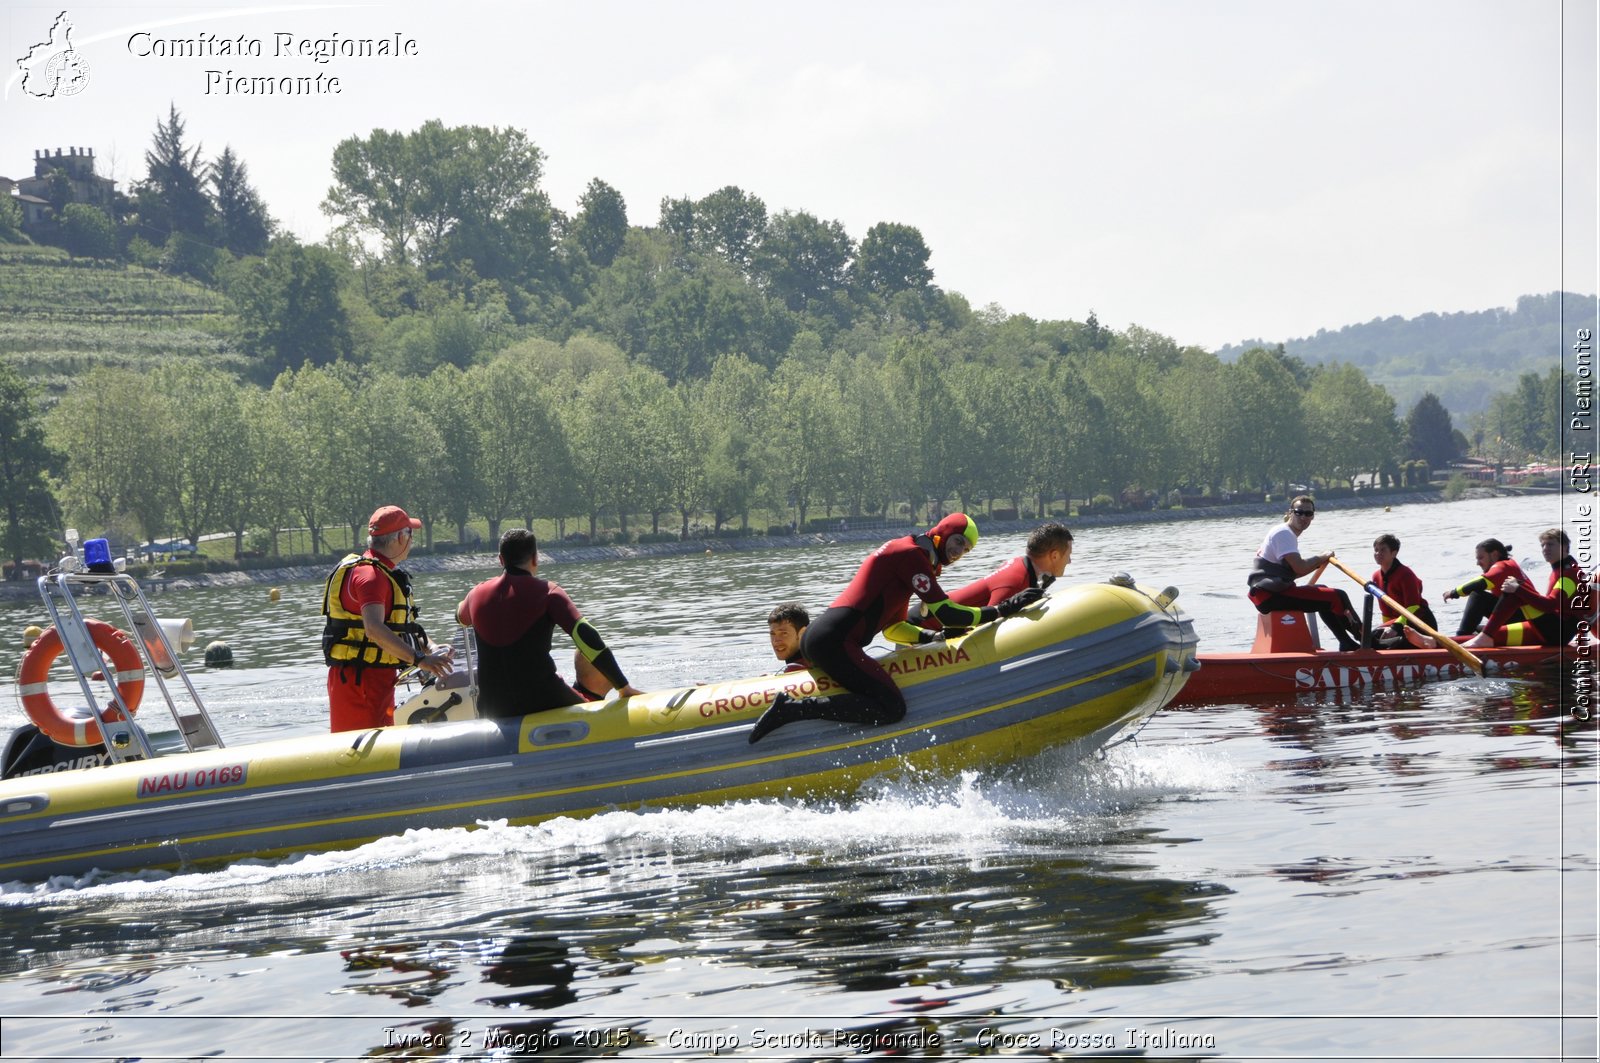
[17,619,145,747]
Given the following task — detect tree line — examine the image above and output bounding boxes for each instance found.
[0,111,1572,570]
[3,330,1507,572]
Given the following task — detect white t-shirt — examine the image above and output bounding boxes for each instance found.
[1257,523,1300,566]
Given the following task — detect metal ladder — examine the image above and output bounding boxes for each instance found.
[34,571,225,763]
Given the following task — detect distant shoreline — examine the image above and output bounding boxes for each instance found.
[3,489,1499,602]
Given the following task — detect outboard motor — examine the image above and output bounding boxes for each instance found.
[1,724,110,780]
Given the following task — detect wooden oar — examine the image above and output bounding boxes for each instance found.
[1325,554,1484,675]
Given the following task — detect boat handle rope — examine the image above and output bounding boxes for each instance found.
[346,728,383,756]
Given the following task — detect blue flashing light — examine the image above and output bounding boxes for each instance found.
[83,537,115,573]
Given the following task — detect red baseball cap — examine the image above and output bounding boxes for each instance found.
[369,505,422,536]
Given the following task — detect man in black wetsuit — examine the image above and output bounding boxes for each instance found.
[456,529,643,717]
[748,513,1041,743]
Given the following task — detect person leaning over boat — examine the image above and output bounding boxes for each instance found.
[322,505,454,732]
[1367,533,1438,648]
[767,602,811,672]
[748,513,1042,744]
[1246,496,1364,652]
[1405,537,1528,649]
[1454,528,1580,649]
[911,521,1073,635]
[456,528,644,718]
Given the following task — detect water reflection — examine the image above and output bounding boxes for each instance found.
[1238,672,1597,778]
[1,794,1230,1055]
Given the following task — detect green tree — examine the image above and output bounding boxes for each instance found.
[412,365,482,545]
[642,259,768,382]
[692,186,767,274]
[941,362,1006,515]
[58,203,117,258]
[217,392,281,557]
[648,383,704,538]
[322,368,419,547]
[1080,347,1160,501]
[570,178,628,269]
[618,368,678,535]
[323,127,423,263]
[881,338,954,514]
[1033,361,1110,514]
[0,193,26,243]
[325,120,554,289]
[115,381,178,542]
[766,360,844,528]
[135,103,214,242]
[1404,392,1459,468]
[267,364,356,554]
[210,145,272,256]
[223,237,354,379]
[757,210,855,325]
[465,356,567,543]
[373,302,492,375]
[1229,348,1309,493]
[853,221,934,298]
[150,365,249,548]
[46,367,132,531]
[694,354,770,530]
[0,363,61,575]
[578,229,673,356]
[1492,367,1560,456]
[831,352,903,520]
[1304,363,1400,487]
[160,230,221,283]
[47,367,173,540]
[1159,351,1230,493]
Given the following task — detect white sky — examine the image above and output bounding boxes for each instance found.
[3,0,1595,350]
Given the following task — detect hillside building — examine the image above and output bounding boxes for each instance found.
[2,147,117,231]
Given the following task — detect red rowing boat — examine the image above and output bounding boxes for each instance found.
[1172,609,1564,705]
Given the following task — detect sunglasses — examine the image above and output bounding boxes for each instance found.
[1292,509,1315,517]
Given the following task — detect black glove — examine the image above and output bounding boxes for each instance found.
[916,629,947,644]
[996,586,1044,617]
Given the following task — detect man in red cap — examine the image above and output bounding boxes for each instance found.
[748,512,1042,743]
[320,504,453,731]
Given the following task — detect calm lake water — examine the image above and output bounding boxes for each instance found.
[0,494,1595,1061]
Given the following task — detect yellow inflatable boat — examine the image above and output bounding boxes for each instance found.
[1,571,1197,880]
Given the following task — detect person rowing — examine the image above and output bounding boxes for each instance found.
[1367,533,1438,648]
[1246,495,1363,652]
[748,513,1041,743]
[1411,530,1578,649]
[1402,537,1527,649]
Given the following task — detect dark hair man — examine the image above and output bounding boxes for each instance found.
[767,602,811,672]
[914,522,1073,633]
[457,529,643,717]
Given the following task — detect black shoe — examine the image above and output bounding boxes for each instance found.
[749,693,797,744]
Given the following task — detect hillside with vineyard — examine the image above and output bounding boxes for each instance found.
[0,245,248,398]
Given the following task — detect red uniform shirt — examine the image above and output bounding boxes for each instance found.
[1463,558,1528,596]
[341,549,397,621]
[831,534,952,643]
[1371,560,1428,625]
[947,556,1035,607]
